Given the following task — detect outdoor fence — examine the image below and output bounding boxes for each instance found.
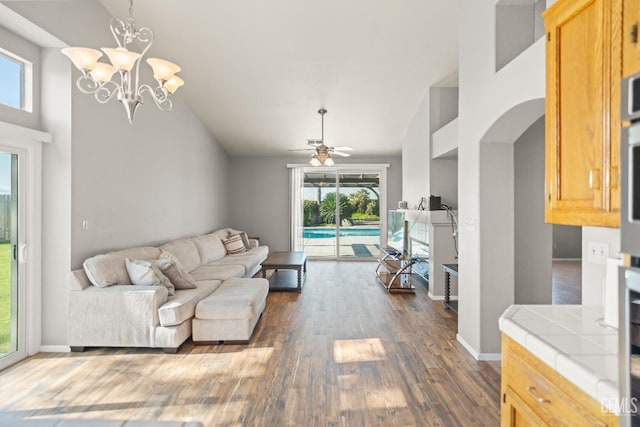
[0,194,10,243]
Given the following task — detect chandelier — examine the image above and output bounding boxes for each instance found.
[61,0,184,123]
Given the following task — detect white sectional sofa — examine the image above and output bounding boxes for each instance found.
[68,228,269,353]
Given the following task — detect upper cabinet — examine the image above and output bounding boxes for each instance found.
[623,0,640,78]
[544,0,621,227]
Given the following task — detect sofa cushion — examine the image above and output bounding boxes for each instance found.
[195,278,269,320]
[191,233,226,264]
[190,264,245,281]
[160,239,201,273]
[83,247,162,287]
[208,252,261,276]
[158,280,220,327]
[212,227,245,241]
[247,246,269,263]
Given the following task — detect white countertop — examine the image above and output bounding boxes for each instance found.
[499,305,619,413]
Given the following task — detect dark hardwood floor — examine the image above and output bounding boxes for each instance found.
[552,259,581,305]
[0,261,501,426]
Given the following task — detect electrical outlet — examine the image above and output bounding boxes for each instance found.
[587,241,609,264]
[81,219,89,231]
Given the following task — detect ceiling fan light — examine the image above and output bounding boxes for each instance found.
[310,156,321,167]
[324,157,335,166]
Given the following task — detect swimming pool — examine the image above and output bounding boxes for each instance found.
[303,227,380,238]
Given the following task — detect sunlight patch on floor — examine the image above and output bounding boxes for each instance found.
[365,388,408,409]
[333,338,386,363]
[338,387,408,411]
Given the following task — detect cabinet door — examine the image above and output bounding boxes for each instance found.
[501,387,547,427]
[544,0,621,227]
[623,0,640,77]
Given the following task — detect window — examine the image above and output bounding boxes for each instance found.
[0,50,30,111]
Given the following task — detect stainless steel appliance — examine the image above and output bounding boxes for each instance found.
[619,71,640,426]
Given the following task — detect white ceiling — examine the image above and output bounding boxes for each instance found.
[99,0,459,157]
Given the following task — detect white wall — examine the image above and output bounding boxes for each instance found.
[401,96,428,209]
[457,0,546,356]
[4,1,231,347]
[229,156,402,251]
[40,47,72,349]
[582,226,620,305]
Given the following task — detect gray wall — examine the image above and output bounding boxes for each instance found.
[228,156,402,251]
[495,0,545,71]
[5,2,231,346]
[479,142,514,353]
[70,94,230,266]
[552,224,582,258]
[514,116,551,304]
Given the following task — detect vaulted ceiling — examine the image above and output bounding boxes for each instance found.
[99,0,459,157]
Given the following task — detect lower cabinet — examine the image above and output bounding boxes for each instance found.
[501,335,618,426]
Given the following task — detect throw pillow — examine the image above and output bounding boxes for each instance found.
[223,233,247,254]
[231,231,251,250]
[155,256,198,290]
[125,258,175,296]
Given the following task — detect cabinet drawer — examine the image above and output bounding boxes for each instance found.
[501,335,618,426]
[503,347,607,426]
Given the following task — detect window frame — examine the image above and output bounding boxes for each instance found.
[0,47,33,113]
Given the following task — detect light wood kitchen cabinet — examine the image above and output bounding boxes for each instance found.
[543,0,621,227]
[501,335,618,427]
[623,0,640,77]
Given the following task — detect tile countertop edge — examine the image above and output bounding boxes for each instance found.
[499,304,620,414]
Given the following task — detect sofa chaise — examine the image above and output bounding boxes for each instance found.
[68,228,269,353]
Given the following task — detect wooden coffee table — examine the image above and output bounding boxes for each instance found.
[261,251,307,292]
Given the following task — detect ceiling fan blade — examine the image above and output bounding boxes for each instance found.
[332,151,351,157]
[288,148,315,152]
[332,146,353,151]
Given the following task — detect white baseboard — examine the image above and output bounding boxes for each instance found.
[428,293,458,301]
[456,334,501,361]
[39,345,70,353]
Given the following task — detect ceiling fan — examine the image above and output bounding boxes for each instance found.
[289,109,353,166]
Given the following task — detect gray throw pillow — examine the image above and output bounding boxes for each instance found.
[125,258,175,296]
[237,232,251,250]
[157,253,198,290]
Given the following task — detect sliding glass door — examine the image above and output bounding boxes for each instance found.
[293,166,385,259]
[0,148,25,370]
